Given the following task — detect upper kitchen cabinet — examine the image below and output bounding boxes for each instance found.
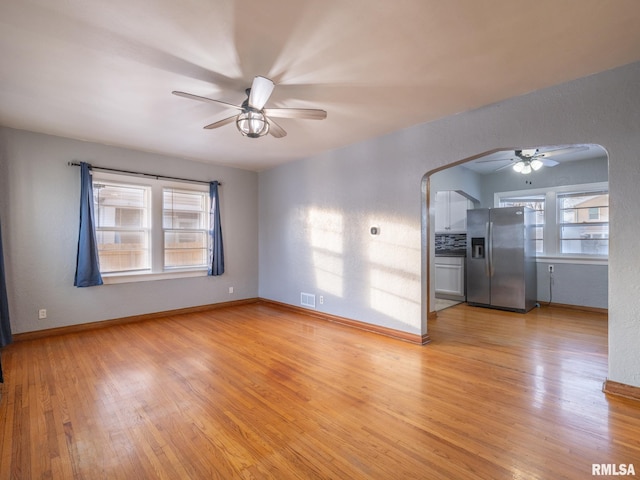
[435,191,472,233]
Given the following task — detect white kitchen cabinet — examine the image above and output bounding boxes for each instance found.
[435,256,465,300]
[435,191,471,233]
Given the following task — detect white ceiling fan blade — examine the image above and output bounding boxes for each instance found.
[474,149,519,162]
[172,91,242,111]
[263,108,327,120]
[538,146,589,158]
[248,76,275,110]
[266,117,287,138]
[540,159,559,167]
[475,155,517,164]
[475,158,514,164]
[203,115,237,130]
[494,162,516,172]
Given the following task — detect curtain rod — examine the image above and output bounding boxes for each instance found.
[67,162,221,186]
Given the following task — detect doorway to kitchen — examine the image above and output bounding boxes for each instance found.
[422,144,609,319]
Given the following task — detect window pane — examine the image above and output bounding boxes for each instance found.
[561,206,609,223]
[499,195,545,209]
[163,211,205,230]
[165,231,207,267]
[500,195,545,253]
[560,224,609,239]
[558,190,608,256]
[561,239,608,255]
[559,193,609,223]
[560,224,609,255]
[165,249,208,268]
[163,190,207,229]
[96,230,150,272]
[163,188,208,269]
[95,184,147,228]
[533,226,544,254]
[165,231,207,247]
[93,182,150,272]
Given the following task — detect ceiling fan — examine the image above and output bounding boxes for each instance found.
[172,76,327,139]
[477,146,589,174]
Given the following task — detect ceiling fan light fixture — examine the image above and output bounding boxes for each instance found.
[530,159,543,170]
[513,158,542,174]
[174,75,326,139]
[236,110,269,138]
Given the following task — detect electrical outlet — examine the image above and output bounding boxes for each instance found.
[548,265,554,273]
[319,296,324,305]
[38,309,47,319]
[229,286,234,294]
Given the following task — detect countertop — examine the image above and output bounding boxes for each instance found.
[435,251,466,257]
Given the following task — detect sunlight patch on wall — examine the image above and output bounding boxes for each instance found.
[307,207,344,297]
[367,216,421,328]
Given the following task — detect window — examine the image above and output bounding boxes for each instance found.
[92,173,210,280]
[558,191,609,255]
[94,182,151,273]
[499,194,545,254]
[163,189,209,268]
[496,182,608,258]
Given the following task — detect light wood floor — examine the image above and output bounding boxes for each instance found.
[1,302,638,479]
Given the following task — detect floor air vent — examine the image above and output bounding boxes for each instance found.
[300,292,316,308]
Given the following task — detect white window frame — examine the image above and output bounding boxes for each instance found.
[495,182,608,265]
[93,179,152,274]
[557,189,609,257]
[163,187,210,270]
[93,172,210,284]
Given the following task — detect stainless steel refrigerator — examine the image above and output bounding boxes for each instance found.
[466,207,537,312]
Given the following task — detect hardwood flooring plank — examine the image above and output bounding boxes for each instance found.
[1,302,639,479]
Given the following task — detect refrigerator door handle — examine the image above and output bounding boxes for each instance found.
[488,221,494,277]
[485,222,491,277]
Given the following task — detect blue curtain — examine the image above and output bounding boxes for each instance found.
[208,181,224,276]
[74,162,103,287]
[0,219,12,383]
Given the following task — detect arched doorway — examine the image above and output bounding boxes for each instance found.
[421,144,609,330]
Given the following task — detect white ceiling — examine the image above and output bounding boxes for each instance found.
[462,144,608,175]
[1,1,640,172]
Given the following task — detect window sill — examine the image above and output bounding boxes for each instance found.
[102,269,208,285]
[535,255,608,266]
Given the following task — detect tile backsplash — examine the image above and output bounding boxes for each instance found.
[435,233,467,255]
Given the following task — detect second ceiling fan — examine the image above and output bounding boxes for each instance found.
[477,146,589,174]
[173,76,327,139]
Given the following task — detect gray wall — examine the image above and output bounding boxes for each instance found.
[259,61,640,388]
[259,137,424,334]
[0,128,259,334]
[536,263,607,308]
[429,164,482,204]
